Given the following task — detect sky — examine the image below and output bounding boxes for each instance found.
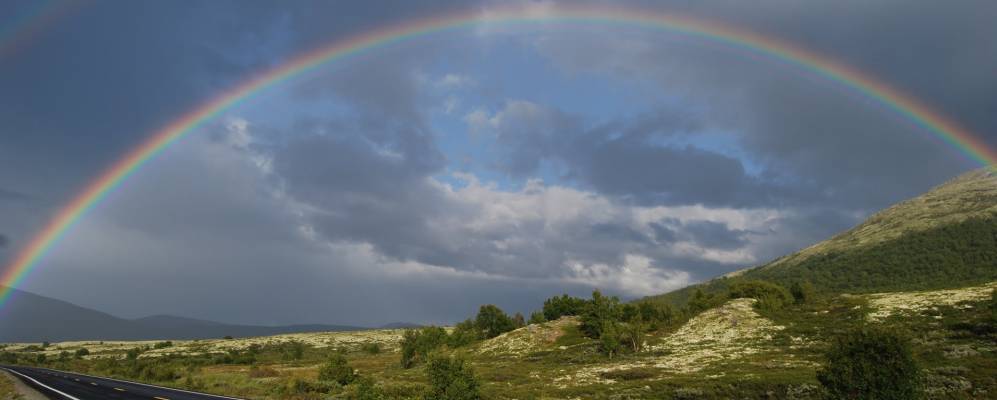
[0,0,995,327]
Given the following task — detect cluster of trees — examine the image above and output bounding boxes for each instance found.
[748,216,997,294]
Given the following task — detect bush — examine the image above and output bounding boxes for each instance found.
[990,289,997,322]
[817,326,920,399]
[528,311,546,325]
[447,319,481,348]
[791,281,816,304]
[542,294,588,321]
[0,352,17,364]
[400,326,448,368]
[424,355,481,400]
[350,376,385,400]
[318,353,356,385]
[361,343,381,355]
[74,348,90,359]
[474,305,516,339]
[154,341,173,349]
[727,280,793,310]
[280,341,306,360]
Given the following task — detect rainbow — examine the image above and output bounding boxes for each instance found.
[0,0,77,59]
[2,5,994,306]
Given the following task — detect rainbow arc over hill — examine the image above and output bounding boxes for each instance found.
[1,5,995,307]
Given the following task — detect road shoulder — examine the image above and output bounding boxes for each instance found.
[0,369,49,400]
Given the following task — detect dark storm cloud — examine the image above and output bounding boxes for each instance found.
[680,220,749,250]
[0,234,8,248]
[0,188,30,203]
[526,0,997,211]
[477,101,811,207]
[4,0,996,326]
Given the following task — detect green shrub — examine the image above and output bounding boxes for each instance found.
[528,311,546,325]
[817,326,920,399]
[542,294,588,321]
[154,341,173,349]
[0,352,18,364]
[728,280,793,310]
[400,326,448,368]
[424,355,481,400]
[447,319,481,347]
[318,353,356,385]
[990,289,997,322]
[790,281,816,304]
[474,305,516,339]
[74,348,90,358]
[350,376,385,400]
[361,343,381,355]
[280,341,306,360]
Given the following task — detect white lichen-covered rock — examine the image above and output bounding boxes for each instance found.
[865,282,996,322]
[556,298,789,387]
[646,298,787,373]
[476,317,577,356]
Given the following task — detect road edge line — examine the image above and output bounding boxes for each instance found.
[33,367,245,400]
[3,367,82,400]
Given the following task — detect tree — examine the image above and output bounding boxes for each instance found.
[474,305,516,339]
[621,319,646,353]
[817,327,920,399]
[318,353,356,385]
[424,355,481,400]
[528,311,546,325]
[401,326,448,368]
[579,290,622,338]
[598,322,623,359]
[686,288,712,314]
[542,294,588,321]
[512,312,526,328]
[448,319,481,347]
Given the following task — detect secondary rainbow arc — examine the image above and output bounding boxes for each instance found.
[2,5,995,306]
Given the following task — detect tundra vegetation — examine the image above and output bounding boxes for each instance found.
[2,282,995,399]
[1,169,995,399]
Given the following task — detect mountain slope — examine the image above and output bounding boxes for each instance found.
[649,167,997,305]
[0,286,364,342]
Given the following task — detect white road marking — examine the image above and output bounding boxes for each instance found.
[3,368,82,400]
[32,367,246,399]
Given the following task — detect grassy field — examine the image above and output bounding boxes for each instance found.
[0,371,23,400]
[2,282,994,399]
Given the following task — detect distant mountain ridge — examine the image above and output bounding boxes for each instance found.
[0,286,365,342]
[648,167,997,305]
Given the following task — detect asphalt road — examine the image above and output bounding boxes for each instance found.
[2,366,245,400]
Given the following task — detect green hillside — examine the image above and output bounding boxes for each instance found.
[648,167,997,306]
[3,169,996,399]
